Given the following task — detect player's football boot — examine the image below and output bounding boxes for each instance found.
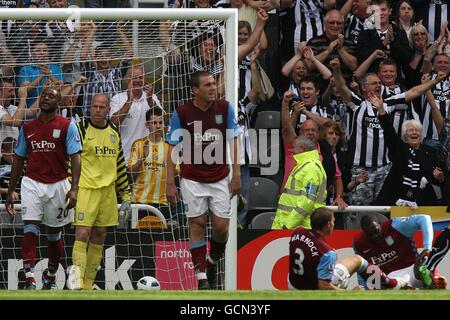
[392,274,410,290]
[431,269,448,289]
[24,279,36,290]
[197,279,210,290]
[417,266,434,288]
[42,269,57,290]
[206,260,218,290]
[66,265,83,290]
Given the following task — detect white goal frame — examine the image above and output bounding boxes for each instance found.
[0,8,238,290]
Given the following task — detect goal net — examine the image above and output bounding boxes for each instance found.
[0,8,237,290]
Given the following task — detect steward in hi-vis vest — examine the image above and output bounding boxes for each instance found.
[272,136,327,230]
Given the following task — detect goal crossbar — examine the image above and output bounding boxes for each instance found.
[0,8,239,21]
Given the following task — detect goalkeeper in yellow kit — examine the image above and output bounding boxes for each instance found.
[68,93,132,290]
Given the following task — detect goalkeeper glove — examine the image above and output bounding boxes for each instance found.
[119,201,132,222]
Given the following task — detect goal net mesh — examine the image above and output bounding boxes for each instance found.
[0,13,228,290]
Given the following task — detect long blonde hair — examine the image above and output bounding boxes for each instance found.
[409,24,430,49]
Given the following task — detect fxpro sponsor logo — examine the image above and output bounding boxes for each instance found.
[193,131,221,143]
[95,146,117,156]
[30,140,56,151]
[370,250,397,265]
[7,246,135,290]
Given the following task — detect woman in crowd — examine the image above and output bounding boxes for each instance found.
[369,93,446,207]
[394,0,415,41]
[281,43,332,97]
[319,121,368,201]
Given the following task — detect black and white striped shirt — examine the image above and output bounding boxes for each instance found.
[170,20,224,50]
[293,0,325,51]
[347,92,408,168]
[288,81,301,97]
[0,20,14,38]
[421,73,450,140]
[238,55,252,101]
[382,85,420,136]
[418,0,450,42]
[440,119,450,170]
[238,97,256,165]
[191,56,224,78]
[326,95,352,141]
[212,0,230,7]
[295,103,330,130]
[81,59,130,117]
[344,14,372,45]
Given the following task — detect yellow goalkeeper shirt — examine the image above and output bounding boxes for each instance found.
[128,137,168,205]
[76,119,131,201]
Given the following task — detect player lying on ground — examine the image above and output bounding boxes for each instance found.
[289,207,410,290]
[354,214,449,289]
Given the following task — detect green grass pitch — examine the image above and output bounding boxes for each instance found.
[0,290,449,300]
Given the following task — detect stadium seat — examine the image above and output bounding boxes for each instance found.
[248,177,279,211]
[254,111,280,130]
[249,100,281,128]
[265,167,284,189]
[344,212,389,230]
[248,211,276,229]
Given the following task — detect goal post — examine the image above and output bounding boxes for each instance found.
[0,8,238,290]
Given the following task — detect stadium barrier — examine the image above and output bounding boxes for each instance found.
[1,205,448,289]
[238,206,450,290]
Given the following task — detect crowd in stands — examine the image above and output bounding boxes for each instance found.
[0,0,449,231]
[233,0,450,229]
